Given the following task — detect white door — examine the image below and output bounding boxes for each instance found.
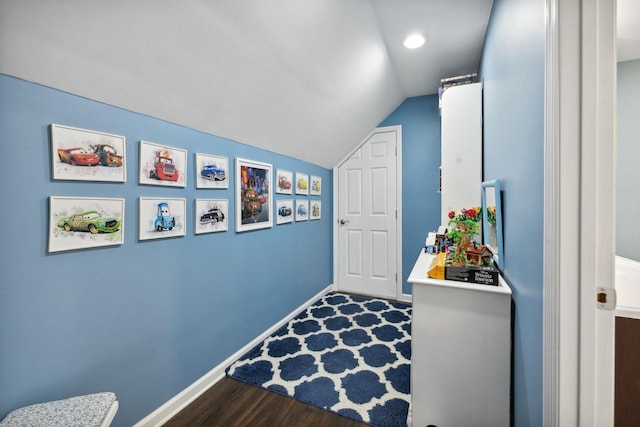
[333,126,401,300]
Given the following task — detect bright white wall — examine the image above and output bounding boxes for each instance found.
[616,59,640,261]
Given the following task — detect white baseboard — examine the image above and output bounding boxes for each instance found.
[133,284,335,427]
[400,292,412,303]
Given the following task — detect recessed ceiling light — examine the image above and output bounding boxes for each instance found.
[404,34,425,49]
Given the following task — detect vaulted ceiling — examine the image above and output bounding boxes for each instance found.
[0,0,493,168]
[1,1,638,168]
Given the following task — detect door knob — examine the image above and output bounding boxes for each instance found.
[339,219,349,225]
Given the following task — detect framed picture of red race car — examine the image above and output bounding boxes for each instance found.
[51,124,126,182]
[49,196,125,253]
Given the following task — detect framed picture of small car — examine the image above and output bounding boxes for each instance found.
[51,124,126,182]
[49,196,125,252]
[276,169,293,194]
[295,199,309,222]
[236,157,272,232]
[139,197,186,240]
[295,172,309,195]
[195,199,228,234]
[310,200,322,220]
[276,199,294,225]
[139,141,187,187]
[195,153,229,189]
[310,175,322,196]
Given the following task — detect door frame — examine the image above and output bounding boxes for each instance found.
[332,125,404,301]
[543,0,616,425]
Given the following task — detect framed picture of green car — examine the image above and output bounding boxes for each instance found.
[49,196,125,253]
[50,124,126,182]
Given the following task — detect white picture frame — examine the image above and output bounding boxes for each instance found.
[139,141,187,187]
[310,200,321,220]
[195,199,229,234]
[276,199,294,225]
[295,199,309,222]
[276,169,293,194]
[295,172,309,195]
[235,157,273,232]
[50,124,126,182]
[139,197,186,240]
[49,196,125,252]
[195,153,229,189]
[310,175,322,196]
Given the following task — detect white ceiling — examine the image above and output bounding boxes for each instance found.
[0,0,493,168]
[0,1,637,168]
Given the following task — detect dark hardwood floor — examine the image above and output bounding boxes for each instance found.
[163,376,369,427]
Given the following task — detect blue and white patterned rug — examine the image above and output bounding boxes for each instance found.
[226,292,412,427]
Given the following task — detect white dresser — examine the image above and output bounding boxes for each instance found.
[408,250,512,427]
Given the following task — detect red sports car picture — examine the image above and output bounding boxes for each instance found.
[57,147,100,166]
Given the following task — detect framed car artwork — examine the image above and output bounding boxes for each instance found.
[50,124,126,182]
[295,199,309,221]
[195,153,229,189]
[310,175,322,196]
[139,141,187,187]
[49,196,125,252]
[235,158,273,232]
[295,172,309,195]
[310,200,322,220]
[139,197,187,240]
[276,199,294,225]
[195,199,229,234]
[276,169,293,194]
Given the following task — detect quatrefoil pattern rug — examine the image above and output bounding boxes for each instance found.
[226,292,412,427]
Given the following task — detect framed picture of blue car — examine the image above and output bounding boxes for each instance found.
[139,197,186,240]
[295,200,309,222]
[276,199,294,225]
[195,153,229,189]
[49,196,125,253]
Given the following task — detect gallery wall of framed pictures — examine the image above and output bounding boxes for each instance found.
[47,122,327,253]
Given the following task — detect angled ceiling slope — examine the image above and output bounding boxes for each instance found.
[0,0,493,168]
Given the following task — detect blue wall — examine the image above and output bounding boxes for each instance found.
[0,74,333,427]
[379,95,442,294]
[616,59,640,261]
[480,0,545,425]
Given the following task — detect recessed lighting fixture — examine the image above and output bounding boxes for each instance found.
[404,34,425,49]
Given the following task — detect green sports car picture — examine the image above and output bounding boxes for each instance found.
[57,210,120,234]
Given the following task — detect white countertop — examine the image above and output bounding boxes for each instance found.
[408,250,512,295]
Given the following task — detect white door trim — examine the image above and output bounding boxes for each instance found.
[544,0,616,425]
[332,125,404,301]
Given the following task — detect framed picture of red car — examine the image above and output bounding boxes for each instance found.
[275,169,293,194]
[139,141,187,187]
[195,153,229,189]
[235,157,273,232]
[195,198,228,234]
[49,196,125,253]
[139,197,186,241]
[51,124,126,182]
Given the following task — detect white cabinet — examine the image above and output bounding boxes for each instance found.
[408,251,511,427]
[440,82,483,225]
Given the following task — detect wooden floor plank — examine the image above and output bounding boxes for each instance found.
[163,376,369,427]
